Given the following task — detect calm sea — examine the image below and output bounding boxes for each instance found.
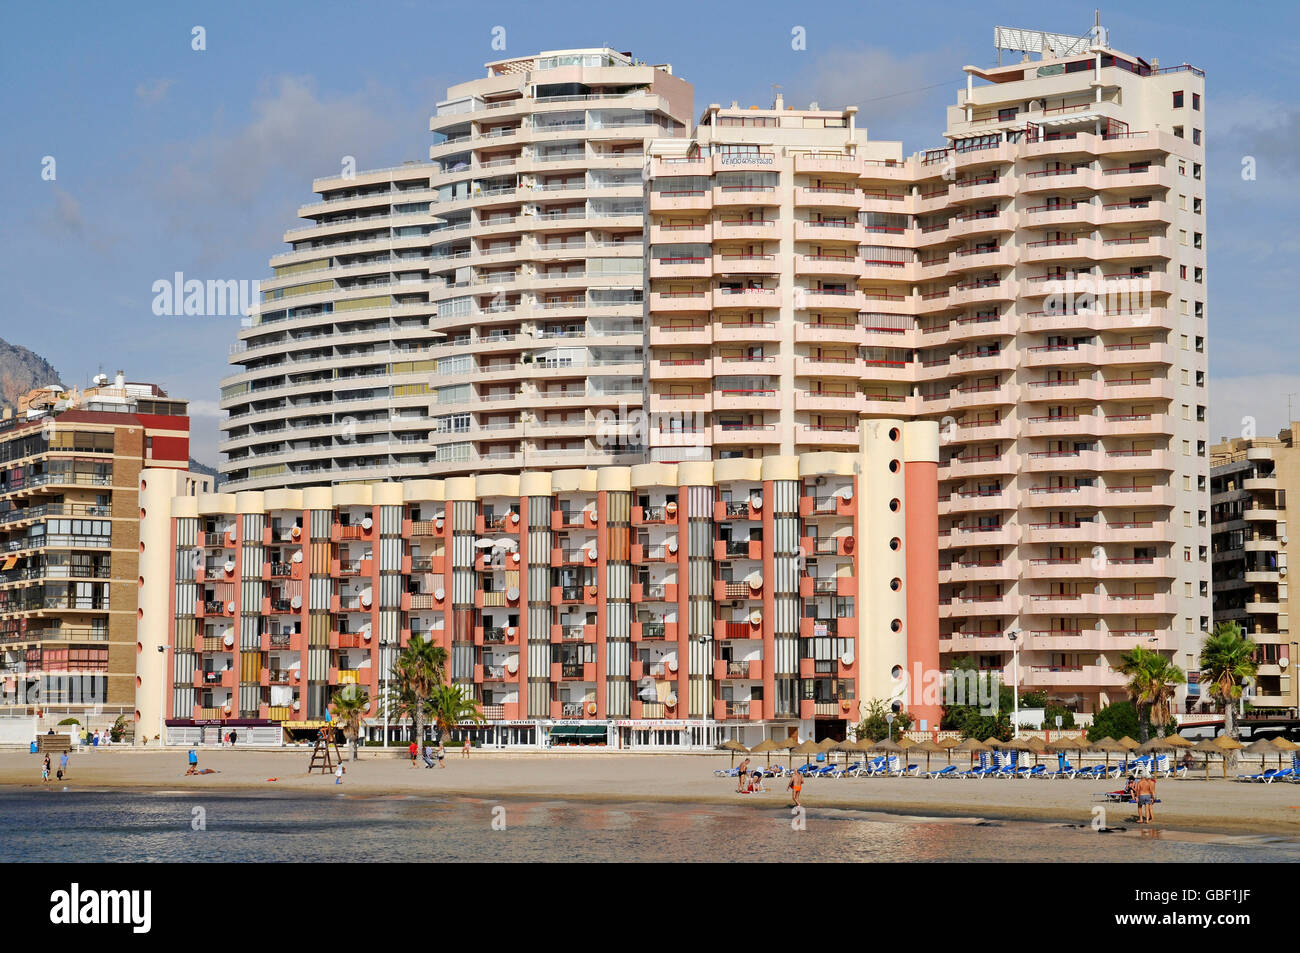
[3,788,1297,862]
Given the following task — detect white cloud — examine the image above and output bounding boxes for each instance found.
[135,78,174,105]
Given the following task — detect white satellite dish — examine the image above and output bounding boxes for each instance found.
[434,587,446,601]
[361,516,373,530]
[291,551,303,563]
[507,587,520,601]
[290,595,302,609]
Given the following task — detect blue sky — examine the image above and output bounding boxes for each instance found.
[1,0,1296,462]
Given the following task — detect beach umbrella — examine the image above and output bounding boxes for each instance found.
[719,738,749,767]
[817,736,841,762]
[1271,737,1299,770]
[1214,736,1245,777]
[790,738,822,771]
[1244,737,1281,773]
[1117,736,1141,751]
[1022,735,1048,766]
[1089,736,1126,772]
[1136,737,1173,753]
[911,738,945,774]
[937,735,962,764]
[1046,735,1086,771]
[750,738,784,766]
[950,736,989,769]
[1192,737,1233,779]
[835,738,873,770]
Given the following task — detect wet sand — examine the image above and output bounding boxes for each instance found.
[8,747,1300,837]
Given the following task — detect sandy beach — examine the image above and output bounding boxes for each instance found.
[7,747,1300,838]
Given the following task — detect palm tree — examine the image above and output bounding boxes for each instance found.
[1116,644,1185,742]
[428,683,483,744]
[380,680,422,745]
[1200,621,1258,743]
[330,685,370,762]
[392,637,448,748]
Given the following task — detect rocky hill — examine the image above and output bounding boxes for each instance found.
[0,337,62,406]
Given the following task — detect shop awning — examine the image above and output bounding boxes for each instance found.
[551,725,607,738]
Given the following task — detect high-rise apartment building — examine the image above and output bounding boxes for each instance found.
[1210,428,1297,716]
[146,422,940,748]
[0,374,203,735]
[221,49,692,491]
[646,35,1209,715]
[215,27,1209,724]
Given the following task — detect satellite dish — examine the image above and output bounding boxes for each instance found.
[750,494,763,510]
[360,591,372,607]
[434,587,446,601]
[1280,657,1289,670]
[362,629,372,641]
[840,652,854,666]
[291,551,303,563]
[665,692,678,708]
[667,539,678,554]
[225,602,235,614]
[747,572,763,589]
[361,516,373,530]
[506,657,519,673]
[510,511,520,524]
[290,595,302,609]
[223,560,235,574]
[223,632,235,647]
[666,658,678,673]
[506,587,520,601]
[749,610,762,626]
[839,487,854,501]
[292,700,301,711]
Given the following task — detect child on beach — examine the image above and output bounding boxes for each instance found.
[334,763,345,785]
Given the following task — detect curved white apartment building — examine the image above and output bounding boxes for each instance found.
[221,49,692,490]
[646,39,1210,715]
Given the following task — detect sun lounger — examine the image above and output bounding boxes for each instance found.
[925,765,958,779]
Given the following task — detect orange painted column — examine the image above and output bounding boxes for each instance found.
[760,480,776,722]
[516,496,529,713]
[595,491,608,718]
[676,485,690,715]
[904,459,941,728]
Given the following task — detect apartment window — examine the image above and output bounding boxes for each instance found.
[1179,265,1187,279]
[1193,92,1201,110]
[1194,301,1204,318]
[1185,582,1193,597]
[1193,232,1203,248]
[1184,511,1192,528]
[1180,335,1189,351]
[1183,476,1191,491]
[1193,163,1202,179]
[1194,267,1203,283]
[1179,229,1188,246]
[1173,125,1184,138]
[1179,193,1187,210]
[1172,91,1184,108]
[1195,336,1204,352]
[1183,440,1191,456]
[1181,370,1189,386]
[1177,161,1186,176]
[998,107,1019,121]
[1180,299,1189,316]
[1193,197,1202,214]
[1182,404,1191,421]
[1192,128,1201,145]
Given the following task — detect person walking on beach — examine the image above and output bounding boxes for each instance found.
[41,758,50,784]
[787,767,803,807]
[59,751,69,780]
[1135,774,1156,824]
[462,738,471,759]
[334,763,345,785]
[186,748,199,775]
[436,740,446,768]
[230,729,237,747]
[409,740,418,767]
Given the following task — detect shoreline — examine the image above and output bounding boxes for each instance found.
[8,748,1300,841]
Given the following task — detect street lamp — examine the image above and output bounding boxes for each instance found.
[885,711,895,744]
[1006,629,1021,738]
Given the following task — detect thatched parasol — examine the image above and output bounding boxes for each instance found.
[790,737,822,770]
[1089,736,1127,772]
[719,738,749,767]
[749,738,784,765]
[910,738,945,774]
[951,736,990,769]
[937,735,963,764]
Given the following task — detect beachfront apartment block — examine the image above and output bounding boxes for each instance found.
[1210,429,1299,717]
[220,48,693,491]
[0,374,207,739]
[644,35,1210,715]
[141,422,939,748]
